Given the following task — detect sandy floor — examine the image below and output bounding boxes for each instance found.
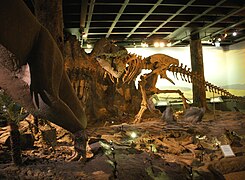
[0,110,245,179]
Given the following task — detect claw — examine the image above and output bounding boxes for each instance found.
[175,71,179,80]
[69,130,88,162]
[69,150,83,161]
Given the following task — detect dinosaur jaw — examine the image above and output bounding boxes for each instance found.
[167,60,179,85]
[166,75,176,85]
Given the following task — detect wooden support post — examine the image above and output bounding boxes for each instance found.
[190,33,207,108]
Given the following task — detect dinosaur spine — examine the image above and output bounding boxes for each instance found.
[168,64,239,99]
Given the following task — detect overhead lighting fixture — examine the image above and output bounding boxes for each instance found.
[232,31,237,36]
[159,42,165,47]
[154,41,165,47]
[154,42,159,47]
[141,42,148,48]
[214,41,220,47]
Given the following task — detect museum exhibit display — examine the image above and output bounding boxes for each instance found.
[0,0,245,179]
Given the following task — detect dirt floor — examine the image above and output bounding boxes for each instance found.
[0,110,245,180]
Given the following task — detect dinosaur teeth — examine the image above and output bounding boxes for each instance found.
[180,74,185,81]
[170,65,177,78]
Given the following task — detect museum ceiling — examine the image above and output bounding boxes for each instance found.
[63,0,245,48]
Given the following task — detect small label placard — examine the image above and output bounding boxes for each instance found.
[220,145,235,157]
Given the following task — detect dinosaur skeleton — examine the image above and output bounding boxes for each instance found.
[96,52,240,123]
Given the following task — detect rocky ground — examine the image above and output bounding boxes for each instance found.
[0,110,245,180]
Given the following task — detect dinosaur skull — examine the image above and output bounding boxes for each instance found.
[150,54,179,85]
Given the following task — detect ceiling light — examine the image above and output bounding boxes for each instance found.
[215,41,220,47]
[141,42,148,48]
[154,41,165,48]
[154,42,160,47]
[232,31,237,36]
[159,42,165,47]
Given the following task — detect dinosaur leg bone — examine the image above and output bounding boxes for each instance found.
[133,76,148,123]
[133,74,163,123]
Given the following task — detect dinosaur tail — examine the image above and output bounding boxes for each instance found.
[168,64,244,101]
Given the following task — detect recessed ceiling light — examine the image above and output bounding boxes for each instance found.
[154,42,160,47]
